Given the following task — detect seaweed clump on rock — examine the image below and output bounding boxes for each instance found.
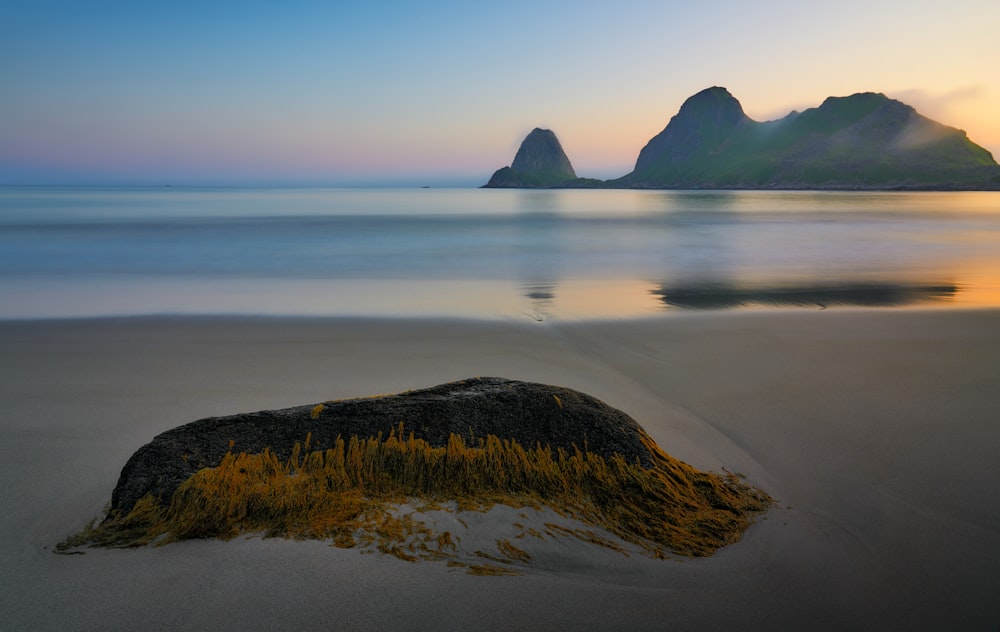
[61,378,770,567]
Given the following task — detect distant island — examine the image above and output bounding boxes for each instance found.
[483,87,1000,190]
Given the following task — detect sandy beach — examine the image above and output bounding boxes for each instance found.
[2,308,998,630]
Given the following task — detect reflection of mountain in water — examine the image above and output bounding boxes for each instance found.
[522,282,557,321]
[651,282,958,310]
[523,283,556,303]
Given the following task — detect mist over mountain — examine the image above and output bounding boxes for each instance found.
[484,88,1000,190]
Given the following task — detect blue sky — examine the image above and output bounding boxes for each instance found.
[2,0,998,185]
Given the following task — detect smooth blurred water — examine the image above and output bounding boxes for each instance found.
[1,186,999,319]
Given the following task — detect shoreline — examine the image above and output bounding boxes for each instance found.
[2,308,998,630]
[0,298,994,323]
[483,182,1000,191]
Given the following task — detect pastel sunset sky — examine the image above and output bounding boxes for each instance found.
[2,0,998,186]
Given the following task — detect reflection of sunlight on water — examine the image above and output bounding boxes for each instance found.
[521,279,664,320]
[0,278,668,321]
[3,274,996,321]
[0,278,518,320]
[4,188,1000,319]
[952,267,1000,308]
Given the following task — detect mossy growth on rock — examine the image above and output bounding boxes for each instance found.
[59,378,770,568]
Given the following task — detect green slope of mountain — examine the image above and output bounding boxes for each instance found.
[616,88,999,189]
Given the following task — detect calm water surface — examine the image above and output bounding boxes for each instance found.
[1,186,998,319]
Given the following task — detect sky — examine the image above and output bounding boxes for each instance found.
[2,0,998,186]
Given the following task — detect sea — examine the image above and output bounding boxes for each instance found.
[1,186,999,320]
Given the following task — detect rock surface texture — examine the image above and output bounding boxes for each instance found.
[111,378,659,515]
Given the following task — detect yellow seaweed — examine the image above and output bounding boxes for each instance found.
[63,426,770,566]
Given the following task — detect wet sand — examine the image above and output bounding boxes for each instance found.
[1,309,998,630]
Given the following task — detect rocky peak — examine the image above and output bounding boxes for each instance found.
[510,128,576,178]
[483,128,577,187]
[811,92,914,127]
[674,86,750,129]
[631,86,751,176]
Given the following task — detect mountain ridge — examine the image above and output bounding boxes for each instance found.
[483,88,1000,190]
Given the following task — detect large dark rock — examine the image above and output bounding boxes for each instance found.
[110,378,661,515]
[483,128,578,187]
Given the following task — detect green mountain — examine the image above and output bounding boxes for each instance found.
[616,87,1000,188]
[484,88,1000,189]
[483,128,579,187]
